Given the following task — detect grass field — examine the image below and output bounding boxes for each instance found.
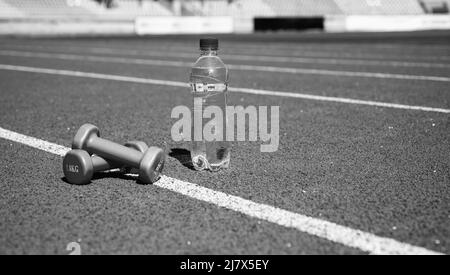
[0,31,449,255]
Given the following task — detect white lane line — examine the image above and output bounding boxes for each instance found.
[0,50,191,67]
[0,126,442,255]
[229,63,450,82]
[3,44,449,69]
[1,64,449,114]
[228,87,450,114]
[216,40,450,60]
[133,51,450,69]
[1,50,449,83]
[0,128,69,157]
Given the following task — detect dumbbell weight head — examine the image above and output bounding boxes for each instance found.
[72,123,100,150]
[63,141,148,185]
[63,150,94,185]
[139,146,165,184]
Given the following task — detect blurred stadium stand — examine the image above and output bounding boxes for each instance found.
[262,0,342,16]
[82,0,173,18]
[177,0,428,17]
[3,0,450,19]
[180,0,276,17]
[178,0,432,16]
[0,0,173,19]
[1,0,94,18]
[0,0,449,35]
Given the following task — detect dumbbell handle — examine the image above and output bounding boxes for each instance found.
[91,155,119,172]
[86,136,143,168]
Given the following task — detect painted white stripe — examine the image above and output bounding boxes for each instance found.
[0,128,69,157]
[224,42,450,57]
[228,87,450,114]
[0,64,187,87]
[3,44,449,69]
[0,50,191,68]
[1,64,449,114]
[229,63,450,82]
[1,50,449,83]
[0,126,442,255]
[152,51,450,69]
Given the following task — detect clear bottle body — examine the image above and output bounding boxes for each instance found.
[189,50,230,172]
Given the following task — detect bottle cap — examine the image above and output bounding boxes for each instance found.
[200,37,219,51]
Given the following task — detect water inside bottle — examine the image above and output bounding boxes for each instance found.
[190,65,230,172]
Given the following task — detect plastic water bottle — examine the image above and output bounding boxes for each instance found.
[189,38,230,172]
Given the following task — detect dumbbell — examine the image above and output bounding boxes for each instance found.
[63,141,148,185]
[71,124,165,184]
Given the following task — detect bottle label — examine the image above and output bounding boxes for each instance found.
[191,83,227,94]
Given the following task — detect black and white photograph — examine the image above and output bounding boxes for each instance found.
[0,0,449,259]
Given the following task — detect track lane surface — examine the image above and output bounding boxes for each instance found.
[1,32,449,254]
[0,54,448,109]
[3,32,449,61]
[1,44,450,75]
[0,69,448,254]
[2,139,366,255]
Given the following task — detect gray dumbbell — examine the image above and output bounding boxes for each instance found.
[71,124,165,184]
[63,141,148,185]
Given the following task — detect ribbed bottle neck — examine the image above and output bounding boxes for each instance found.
[200,50,218,56]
